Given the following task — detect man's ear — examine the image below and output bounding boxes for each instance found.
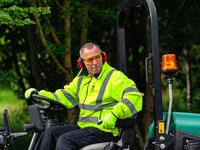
[101,51,107,63]
[77,57,85,69]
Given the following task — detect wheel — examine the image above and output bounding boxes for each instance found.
[28,94,68,112]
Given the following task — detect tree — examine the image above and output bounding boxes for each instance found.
[156,0,200,112]
[0,0,50,94]
[0,0,50,27]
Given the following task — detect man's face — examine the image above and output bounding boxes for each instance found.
[82,46,103,76]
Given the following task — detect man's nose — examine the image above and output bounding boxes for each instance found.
[92,59,98,64]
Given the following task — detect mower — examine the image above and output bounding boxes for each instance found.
[116,0,200,150]
[24,93,140,150]
[23,0,200,150]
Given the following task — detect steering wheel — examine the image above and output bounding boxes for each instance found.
[28,94,68,112]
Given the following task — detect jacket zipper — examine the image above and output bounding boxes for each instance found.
[99,110,102,120]
[83,77,92,109]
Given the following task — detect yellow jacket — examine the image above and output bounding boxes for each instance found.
[39,62,143,136]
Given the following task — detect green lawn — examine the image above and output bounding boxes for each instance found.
[0,89,32,150]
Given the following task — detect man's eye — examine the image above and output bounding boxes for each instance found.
[88,58,93,62]
[95,55,100,59]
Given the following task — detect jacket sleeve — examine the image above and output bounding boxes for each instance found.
[38,76,79,109]
[110,71,143,119]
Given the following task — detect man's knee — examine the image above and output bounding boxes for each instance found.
[56,134,74,150]
[45,126,58,137]
[57,133,69,144]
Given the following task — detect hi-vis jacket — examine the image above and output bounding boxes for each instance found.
[39,62,143,136]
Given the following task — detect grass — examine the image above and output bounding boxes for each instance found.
[0,88,32,150]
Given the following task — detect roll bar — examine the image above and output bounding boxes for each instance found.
[117,0,163,147]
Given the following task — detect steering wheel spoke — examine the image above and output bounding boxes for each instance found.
[28,94,68,112]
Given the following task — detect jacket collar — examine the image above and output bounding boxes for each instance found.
[78,62,108,79]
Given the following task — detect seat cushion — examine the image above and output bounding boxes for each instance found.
[79,142,110,150]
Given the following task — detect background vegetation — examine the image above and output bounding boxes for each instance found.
[0,0,200,149]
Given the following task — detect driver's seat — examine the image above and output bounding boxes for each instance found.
[80,131,138,150]
[79,118,139,150]
[80,142,110,150]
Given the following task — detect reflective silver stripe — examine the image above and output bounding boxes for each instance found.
[121,87,139,99]
[121,87,144,98]
[140,92,144,96]
[52,93,60,102]
[79,101,118,111]
[77,77,83,100]
[61,89,77,106]
[78,117,98,122]
[79,69,116,111]
[121,98,137,115]
[96,69,116,104]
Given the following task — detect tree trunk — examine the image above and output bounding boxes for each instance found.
[63,0,73,82]
[26,26,43,89]
[184,48,192,112]
[13,52,26,93]
[34,14,69,76]
[34,0,76,125]
[81,4,88,45]
[63,0,77,125]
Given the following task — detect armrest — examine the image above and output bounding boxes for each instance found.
[116,117,136,128]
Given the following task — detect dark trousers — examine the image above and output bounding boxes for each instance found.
[34,125,117,150]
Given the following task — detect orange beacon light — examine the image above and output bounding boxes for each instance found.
[162,54,178,134]
[162,54,178,78]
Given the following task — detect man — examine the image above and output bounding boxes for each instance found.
[25,42,143,150]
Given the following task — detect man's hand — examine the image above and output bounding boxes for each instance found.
[25,88,38,100]
[97,112,117,129]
